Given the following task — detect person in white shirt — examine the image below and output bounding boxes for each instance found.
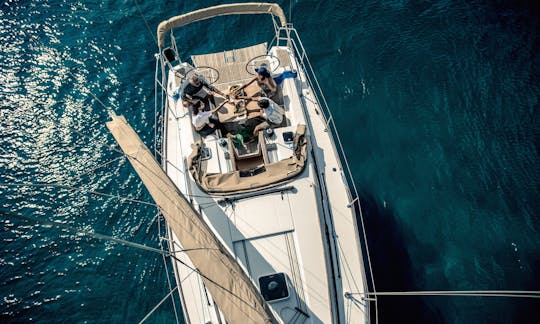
[252,98,284,135]
[190,100,224,137]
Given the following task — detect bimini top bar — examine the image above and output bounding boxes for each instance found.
[157,2,286,48]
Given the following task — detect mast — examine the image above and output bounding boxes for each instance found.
[106,113,279,324]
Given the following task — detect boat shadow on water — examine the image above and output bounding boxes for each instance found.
[357,191,441,323]
[358,192,539,323]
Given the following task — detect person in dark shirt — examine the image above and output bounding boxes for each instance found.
[181,74,226,108]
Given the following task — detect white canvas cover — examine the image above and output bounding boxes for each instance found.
[157,3,286,47]
[188,125,307,195]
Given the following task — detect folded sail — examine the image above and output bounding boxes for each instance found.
[106,113,278,324]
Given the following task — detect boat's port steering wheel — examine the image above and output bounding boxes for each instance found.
[184,66,220,85]
[245,54,280,75]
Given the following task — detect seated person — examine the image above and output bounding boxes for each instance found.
[190,100,225,137]
[234,64,278,100]
[182,74,226,108]
[254,64,277,98]
[252,98,284,135]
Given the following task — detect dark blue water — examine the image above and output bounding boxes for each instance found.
[1,1,538,323]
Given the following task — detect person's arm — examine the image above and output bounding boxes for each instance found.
[251,109,265,135]
[240,95,262,102]
[253,123,264,135]
[204,82,227,98]
[210,99,229,114]
[233,77,257,95]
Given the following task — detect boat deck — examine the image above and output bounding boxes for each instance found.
[164,44,368,324]
[191,43,266,88]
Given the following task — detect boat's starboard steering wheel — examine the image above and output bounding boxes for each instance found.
[245,54,280,75]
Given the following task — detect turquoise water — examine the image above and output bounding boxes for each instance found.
[1,1,538,323]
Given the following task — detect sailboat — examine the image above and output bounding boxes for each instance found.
[107,3,373,323]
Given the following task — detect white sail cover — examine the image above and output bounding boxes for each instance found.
[106,113,278,324]
[157,3,286,47]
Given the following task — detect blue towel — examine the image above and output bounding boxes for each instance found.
[172,86,182,101]
[273,70,298,85]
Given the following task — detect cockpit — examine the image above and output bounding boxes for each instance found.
[165,43,307,195]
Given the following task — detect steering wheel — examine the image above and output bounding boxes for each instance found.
[245,54,280,75]
[184,66,220,85]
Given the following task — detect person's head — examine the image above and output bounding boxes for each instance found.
[257,98,270,109]
[189,74,202,87]
[190,100,202,115]
[255,64,270,80]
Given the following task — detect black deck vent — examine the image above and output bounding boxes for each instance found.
[258,272,289,302]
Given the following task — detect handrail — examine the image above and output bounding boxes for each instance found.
[157,3,286,47]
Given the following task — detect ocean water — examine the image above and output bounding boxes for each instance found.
[1,0,538,323]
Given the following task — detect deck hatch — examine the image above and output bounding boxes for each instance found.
[258,272,289,302]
